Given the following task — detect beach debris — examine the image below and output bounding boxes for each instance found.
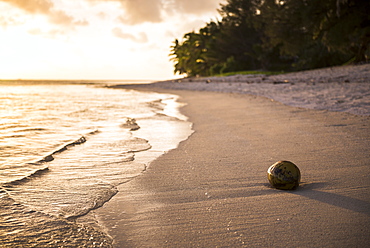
[267,161,301,190]
[121,118,140,131]
[273,80,290,84]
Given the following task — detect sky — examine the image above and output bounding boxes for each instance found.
[0,0,225,80]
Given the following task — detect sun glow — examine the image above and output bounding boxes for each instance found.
[0,0,225,80]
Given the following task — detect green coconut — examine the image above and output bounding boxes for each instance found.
[267,161,301,190]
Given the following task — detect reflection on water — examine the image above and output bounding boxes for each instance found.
[0,82,192,247]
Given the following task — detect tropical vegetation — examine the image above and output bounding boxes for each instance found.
[170,0,370,77]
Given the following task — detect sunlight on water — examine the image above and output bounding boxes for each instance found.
[0,82,193,247]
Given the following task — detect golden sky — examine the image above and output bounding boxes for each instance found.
[0,0,225,80]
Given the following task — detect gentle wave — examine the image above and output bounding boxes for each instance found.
[0,83,193,247]
[0,188,113,247]
[1,125,153,219]
[13,128,47,133]
[0,124,24,131]
[50,136,87,156]
[2,135,91,184]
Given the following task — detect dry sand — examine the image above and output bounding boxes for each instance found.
[92,65,369,247]
[130,64,370,116]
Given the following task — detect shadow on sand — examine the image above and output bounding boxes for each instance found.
[290,182,370,216]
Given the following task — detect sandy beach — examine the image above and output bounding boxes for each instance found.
[91,65,370,247]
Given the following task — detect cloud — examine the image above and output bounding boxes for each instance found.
[2,0,54,14]
[0,0,88,27]
[48,9,89,27]
[172,0,222,15]
[0,15,22,28]
[112,27,148,43]
[1,0,223,28]
[109,0,223,25]
[118,0,163,25]
[28,27,66,38]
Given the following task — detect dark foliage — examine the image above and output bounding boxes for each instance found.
[170,0,370,77]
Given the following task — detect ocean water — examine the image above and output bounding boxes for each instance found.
[0,81,192,247]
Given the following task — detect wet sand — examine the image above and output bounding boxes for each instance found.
[92,82,370,247]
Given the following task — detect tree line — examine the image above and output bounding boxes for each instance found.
[170,0,370,77]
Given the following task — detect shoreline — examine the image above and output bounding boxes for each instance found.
[93,65,370,247]
[112,63,370,116]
